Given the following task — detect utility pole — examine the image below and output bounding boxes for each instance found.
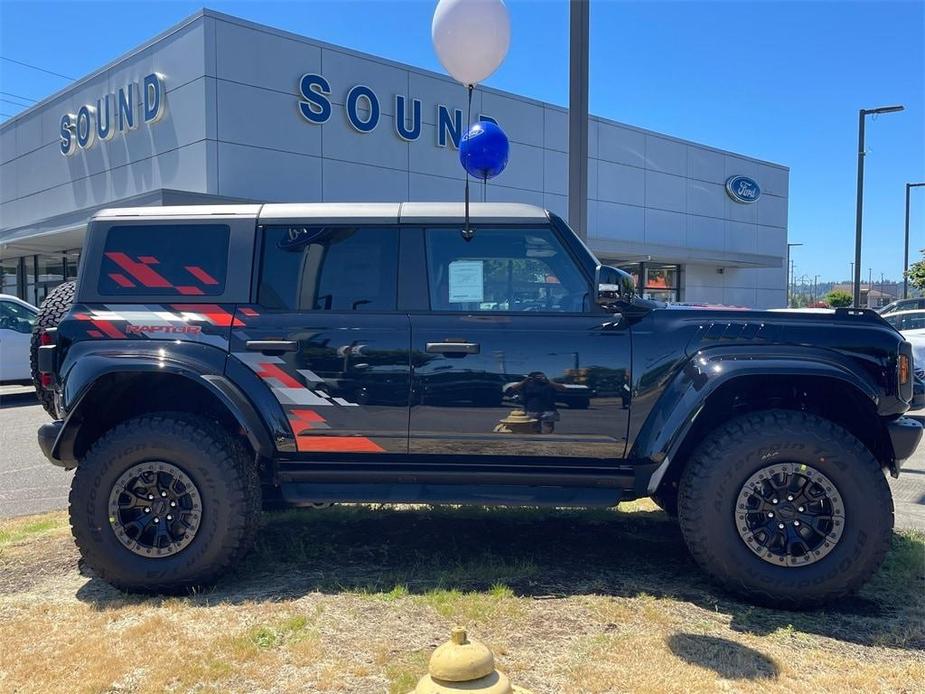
[786,242,802,308]
[789,259,795,306]
[567,0,590,239]
[813,274,820,305]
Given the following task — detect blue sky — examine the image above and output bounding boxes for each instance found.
[1,0,922,282]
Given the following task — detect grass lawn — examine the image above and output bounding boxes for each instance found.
[0,501,922,693]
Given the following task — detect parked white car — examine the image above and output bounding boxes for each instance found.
[883,309,925,331]
[879,298,925,316]
[0,294,38,384]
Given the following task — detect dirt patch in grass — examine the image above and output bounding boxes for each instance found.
[0,503,922,693]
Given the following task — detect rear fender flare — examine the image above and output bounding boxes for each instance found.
[53,348,275,464]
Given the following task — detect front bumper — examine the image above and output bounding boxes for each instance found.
[887,416,923,474]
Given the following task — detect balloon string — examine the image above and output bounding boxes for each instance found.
[463,83,474,241]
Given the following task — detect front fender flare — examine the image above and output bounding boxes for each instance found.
[632,346,881,494]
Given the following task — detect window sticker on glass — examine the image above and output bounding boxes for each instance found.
[448,260,484,303]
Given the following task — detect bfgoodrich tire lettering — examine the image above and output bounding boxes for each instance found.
[678,409,893,608]
[69,413,261,593]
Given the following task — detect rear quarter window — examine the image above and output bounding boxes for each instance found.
[98,224,230,296]
[258,225,399,311]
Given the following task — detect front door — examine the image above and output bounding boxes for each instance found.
[409,225,631,461]
[230,224,410,454]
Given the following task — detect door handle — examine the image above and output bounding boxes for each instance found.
[426,342,480,355]
[245,340,298,355]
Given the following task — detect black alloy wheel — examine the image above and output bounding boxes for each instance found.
[108,461,203,558]
[735,462,845,567]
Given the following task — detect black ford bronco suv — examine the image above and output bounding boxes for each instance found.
[34,202,921,606]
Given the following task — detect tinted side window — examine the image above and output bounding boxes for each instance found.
[99,224,230,296]
[259,226,399,311]
[425,226,589,313]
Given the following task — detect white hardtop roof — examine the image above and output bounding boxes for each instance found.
[93,205,263,219]
[93,202,550,225]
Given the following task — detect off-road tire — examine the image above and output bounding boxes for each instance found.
[678,409,893,608]
[650,484,679,517]
[70,413,261,593]
[30,280,76,417]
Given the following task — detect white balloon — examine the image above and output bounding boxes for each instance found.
[432,0,511,86]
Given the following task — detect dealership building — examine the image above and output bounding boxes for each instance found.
[0,9,789,308]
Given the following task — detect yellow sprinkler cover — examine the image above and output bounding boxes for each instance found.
[430,627,496,681]
[411,627,533,694]
[498,410,536,425]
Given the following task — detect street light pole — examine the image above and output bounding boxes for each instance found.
[904,182,925,299]
[853,104,905,307]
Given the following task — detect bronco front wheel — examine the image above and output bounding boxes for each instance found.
[678,409,893,608]
[69,413,261,593]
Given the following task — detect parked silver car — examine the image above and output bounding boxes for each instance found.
[880,298,925,316]
[883,309,925,331]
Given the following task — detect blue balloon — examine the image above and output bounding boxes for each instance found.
[459,120,509,180]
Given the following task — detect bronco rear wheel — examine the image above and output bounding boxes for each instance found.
[70,413,261,593]
[678,409,893,608]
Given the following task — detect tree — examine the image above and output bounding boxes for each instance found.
[825,290,853,308]
[907,250,925,291]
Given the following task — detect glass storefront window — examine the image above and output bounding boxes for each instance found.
[65,249,81,280]
[0,250,81,306]
[645,264,679,292]
[36,254,65,284]
[1,257,19,296]
[615,262,682,302]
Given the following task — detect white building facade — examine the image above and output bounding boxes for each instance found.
[0,9,788,308]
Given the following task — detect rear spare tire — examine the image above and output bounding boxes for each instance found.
[30,280,76,417]
[69,413,261,593]
[678,409,893,608]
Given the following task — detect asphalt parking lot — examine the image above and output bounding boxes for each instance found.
[1,384,924,529]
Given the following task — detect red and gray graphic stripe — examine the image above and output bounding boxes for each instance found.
[103,253,223,296]
[286,408,383,453]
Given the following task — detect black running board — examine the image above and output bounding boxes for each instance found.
[279,481,624,508]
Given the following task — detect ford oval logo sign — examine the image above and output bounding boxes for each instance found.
[725,175,761,204]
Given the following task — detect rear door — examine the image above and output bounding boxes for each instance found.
[408,225,632,462]
[229,224,410,454]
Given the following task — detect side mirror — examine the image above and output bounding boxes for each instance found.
[594,264,635,308]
